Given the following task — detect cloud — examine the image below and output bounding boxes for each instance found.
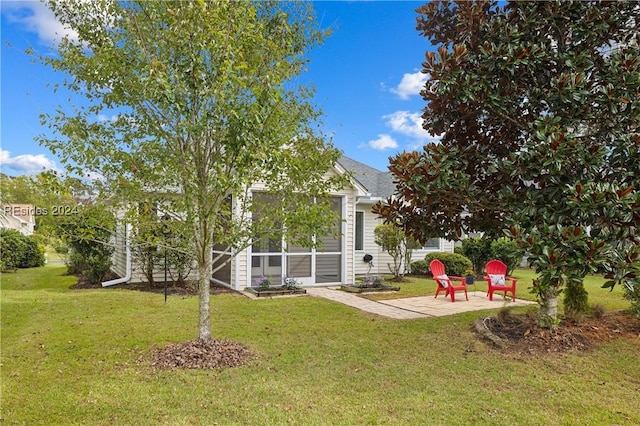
[0,150,58,174]
[366,134,398,151]
[390,71,428,100]
[2,1,79,45]
[383,111,429,140]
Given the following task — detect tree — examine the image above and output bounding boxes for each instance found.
[38,1,347,341]
[374,224,406,280]
[372,223,421,280]
[374,1,640,327]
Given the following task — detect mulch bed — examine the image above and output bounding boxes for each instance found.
[69,272,234,295]
[476,309,640,354]
[151,339,252,370]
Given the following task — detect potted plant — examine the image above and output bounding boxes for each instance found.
[465,269,475,285]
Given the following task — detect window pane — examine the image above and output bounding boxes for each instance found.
[319,197,342,252]
[269,255,281,267]
[316,254,341,283]
[355,211,364,251]
[423,238,440,249]
[212,254,231,284]
[287,255,311,277]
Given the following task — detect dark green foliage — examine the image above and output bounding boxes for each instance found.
[373,1,640,326]
[0,229,45,270]
[461,237,492,276]
[425,252,473,277]
[410,259,430,275]
[57,205,115,284]
[624,282,640,316]
[490,238,523,275]
[564,279,590,318]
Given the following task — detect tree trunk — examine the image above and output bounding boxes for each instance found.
[538,288,559,329]
[196,240,213,342]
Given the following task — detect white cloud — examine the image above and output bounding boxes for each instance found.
[367,134,398,151]
[0,150,59,174]
[383,111,429,140]
[2,1,79,45]
[390,71,428,100]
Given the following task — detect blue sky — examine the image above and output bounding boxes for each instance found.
[1,1,437,176]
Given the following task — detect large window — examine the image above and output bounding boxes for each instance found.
[355,211,364,251]
[423,238,440,250]
[250,193,343,285]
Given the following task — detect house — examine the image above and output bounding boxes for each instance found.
[104,156,453,289]
[0,204,37,236]
[338,156,454,278]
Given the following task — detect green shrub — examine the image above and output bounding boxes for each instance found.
[490,237,523,275]
[410,259,430,275]
[424,252,473,277]
[57,205,115,284]
[460,237,493,276]
[0,229,45,269]
[624,281,640,316]
[0,229,26,270]
[19,238,46,268]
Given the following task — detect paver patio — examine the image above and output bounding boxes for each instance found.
[306,287,535,319]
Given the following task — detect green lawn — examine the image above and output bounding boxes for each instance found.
[1,264,638,425]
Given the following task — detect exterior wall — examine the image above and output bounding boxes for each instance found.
[354,202,454,277]
[110,221,128,278]
[233,173,358,291]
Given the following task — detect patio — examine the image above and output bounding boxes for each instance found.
[306,287,536,319]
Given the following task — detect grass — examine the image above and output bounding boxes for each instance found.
[1,264,638,425]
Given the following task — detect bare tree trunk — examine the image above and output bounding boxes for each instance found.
[197,256,212,342]
[538,287,560,329]
[197,240,212,342]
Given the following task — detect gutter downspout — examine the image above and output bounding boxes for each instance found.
[102,223,132,287]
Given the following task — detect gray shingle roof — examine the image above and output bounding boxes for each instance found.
[338,156,395,198]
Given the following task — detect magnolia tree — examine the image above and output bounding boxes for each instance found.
[374,1,640,327]
[38,1,347,341]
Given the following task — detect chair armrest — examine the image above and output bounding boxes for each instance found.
[447,275,466,285]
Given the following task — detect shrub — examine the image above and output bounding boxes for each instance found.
[0,229,45,269]
[0,229,26,270]
[624,281,640,316]
[57,205,115,284]
[424,252,473,277]
[18,238,46,268]
[460,237,493,276]
[410,259,430,275]
[490,237,523,275]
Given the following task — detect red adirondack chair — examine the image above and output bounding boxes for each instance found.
[429,259,468,302]
[484,259,517,302]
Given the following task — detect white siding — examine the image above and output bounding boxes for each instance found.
[354,202,454,277]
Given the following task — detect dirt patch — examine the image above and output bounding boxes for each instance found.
[151,339,252,369]
[476,309,640,354]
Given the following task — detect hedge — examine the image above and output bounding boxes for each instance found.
[424,252,473,277]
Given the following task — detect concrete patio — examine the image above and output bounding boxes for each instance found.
[306,287,536,319]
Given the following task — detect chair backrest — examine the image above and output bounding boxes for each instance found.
[429,259,446,277]
[485,259,507,275]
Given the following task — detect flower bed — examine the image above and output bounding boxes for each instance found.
[338,284,400,293]
[245,286,307,297]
